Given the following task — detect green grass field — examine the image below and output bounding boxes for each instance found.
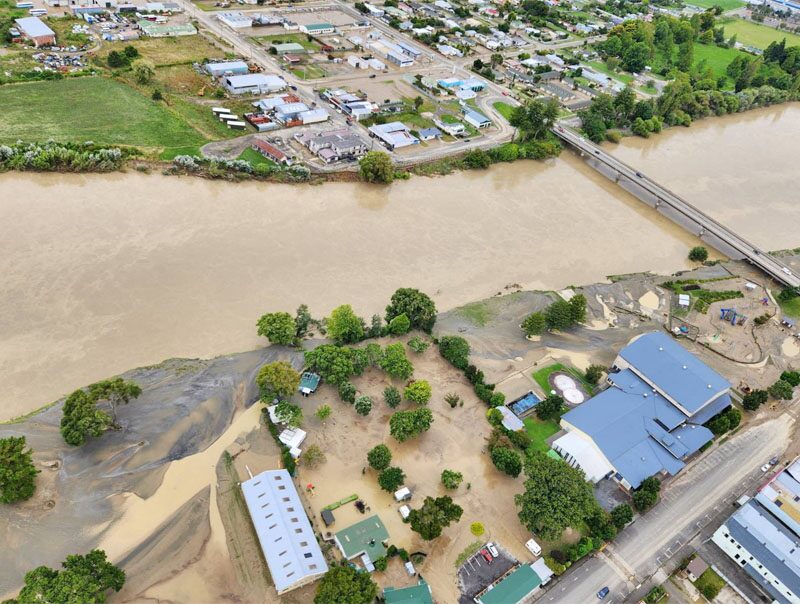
[238,147,276,167]
[686,0,744,10]
[523,417,560,452]
[493,101,515,120]
[257,33,320,52]
[721,17,800,49]
[585,61,634,84]
[0,77,206,148]
[290,64,326,80]
[776,291,800,318]
[693,43,745,78]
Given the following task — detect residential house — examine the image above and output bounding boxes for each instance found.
[296,129,368,163]
[334,515,389,571]
[418,127,441,141]
[252,139,291,165]
[368,121,419,150]
[463,109,491,128]
[384,579,434,604]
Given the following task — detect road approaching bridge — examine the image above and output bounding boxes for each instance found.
[553,126,800,289]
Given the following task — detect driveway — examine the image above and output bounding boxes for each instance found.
[539,415,793,604]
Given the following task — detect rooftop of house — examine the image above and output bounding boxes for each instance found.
[15,17,55,37]
[384,579,433,604]
[618,331,730,414]
[478,564,542,604]
[335,515,389,561]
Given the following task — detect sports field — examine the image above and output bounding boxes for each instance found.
[0,77,206,148]
[686,0,744,10]
[721,18,800,49]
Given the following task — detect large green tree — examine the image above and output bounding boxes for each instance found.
[60,389,113,447]
[515,452,597,540]
[378,343,414,381]
[6,549,125,604]
[304,345,355,386]
[256,361,300,401]
[385,288,438,332]
[535,394,565,421]
[256,312,297,345]
[326,305,364,344]
[509,97,560,142]
[314,564,378,604]
[378,466,406,491]
[490,446,522,478]
[389,408,433,442]
[438,335,471,370]
[407,495,464,540]
[367,444,392,470]
[87,378,142,425]
[358,151,394,184]
[0,436,39,504]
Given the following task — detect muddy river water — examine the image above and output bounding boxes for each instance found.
[1,104,798,420]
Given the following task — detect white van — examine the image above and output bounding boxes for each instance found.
[525,538,542,557]
[29,8,47,16]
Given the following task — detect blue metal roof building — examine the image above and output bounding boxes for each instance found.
[554,332,731,489]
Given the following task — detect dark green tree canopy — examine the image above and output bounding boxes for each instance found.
[385,288,437,333]
[378,343,414,381]
[367,444,392,471]
[378,466,406,492]
[0,436,39,504]
[389,408,433,442]
[359,151,394,184]
[438,335,471,370]
[314,564,378,604]
[256,312,297,345]
[6,549,125,604]
[60,390,113,447]
[304,345,355,386]
[515,452,597,541]
[407,495,464,540]
[490,446,522,478]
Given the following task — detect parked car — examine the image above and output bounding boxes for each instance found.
[480,549,493,564]
[597,586,610,599]
[770,456,779,466]
[487,542,499,557]
[761,463,771,472]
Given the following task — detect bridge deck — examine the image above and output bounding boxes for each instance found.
[553,127,800,289]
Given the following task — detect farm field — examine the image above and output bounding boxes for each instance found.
[721,17,800,49]
[0,77,206,148]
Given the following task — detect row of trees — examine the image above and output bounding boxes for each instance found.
[0,141,126,173]
[521,294,587,336]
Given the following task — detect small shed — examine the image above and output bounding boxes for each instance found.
[299,372,321,396]
[398,505,410,519]
[394,487,411,502]
[321,508,335,526]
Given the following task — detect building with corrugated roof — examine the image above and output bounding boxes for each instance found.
[713,458,800,603]
[15,17,55,47]
[240,469,328,594]
[553,332,730,489]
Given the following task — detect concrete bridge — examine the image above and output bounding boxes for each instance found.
[554,126,800,288]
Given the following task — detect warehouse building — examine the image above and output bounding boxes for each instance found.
[14,17,56,47]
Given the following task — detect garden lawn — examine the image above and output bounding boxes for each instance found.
[721,17,800,49]
[290,64,326,80]
[586,61,633,84]
[493,101,515,120]
[258,33,321,52]
[694,567,726,600]
[0,77,206,148]
[238,147,276,167]
[524,417,560,452]
[776,291,800,318]
[686,0,744,10]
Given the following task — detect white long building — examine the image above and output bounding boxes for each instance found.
[241,469,328,594]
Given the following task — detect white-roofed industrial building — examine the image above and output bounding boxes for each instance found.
[14,17,55,47]
[241,469,328,594]
[223,73,286,95]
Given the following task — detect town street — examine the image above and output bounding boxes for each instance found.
[542,415,793,603]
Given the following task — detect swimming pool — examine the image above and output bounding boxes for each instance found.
[507,391,542,417]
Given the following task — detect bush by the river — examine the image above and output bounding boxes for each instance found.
[0,140,128,172]
[173,154,310,182]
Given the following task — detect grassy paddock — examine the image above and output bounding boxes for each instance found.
[0,77,206,148]
[721,17,800,49]
[238,147,276,167]
[523,417,560,452]
[493,101,515,120]
[98,35,226,67]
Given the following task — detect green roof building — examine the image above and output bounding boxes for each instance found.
[299,371,321,395]
[334,515,389,564]
[478,564,542,604]
[384,579,434,604]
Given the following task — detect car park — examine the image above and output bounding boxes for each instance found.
[487,542,498,557]
[480,549,493,564]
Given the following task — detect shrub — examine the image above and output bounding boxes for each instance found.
[367,444,392,471]
[445,392,461,408]
[688,246,709,262]
[408,336,430,353]
[535,394,564,421]
[465,365,484,385]
[521,312,546,336]
[388,313,411,335]
[354,395,373,416]
[462,149,492,169]
[389,408,433,442]
[315,405,332,421]
[490,446,522,477]
[338,381,357,403]
[384,385,402,408]
[585,364,605,384]
[151,89,163,101]
[507,430,532,450]
[378,466,406,491]
[404,380,432,405]
[379,343,414,380]
[301,444,326,469]
[438,335,470,370]
[373,557,388,572]
[489,392,505,407]
[441,469,464,489]
[487,408,503,427]
[781,370,800,387]
[470,522,484,536]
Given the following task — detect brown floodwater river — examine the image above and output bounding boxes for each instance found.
[1,104,798,420]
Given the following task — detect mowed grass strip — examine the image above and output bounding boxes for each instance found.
[686,0,744,10]
[721,17,800,49]
[0,77,206,147]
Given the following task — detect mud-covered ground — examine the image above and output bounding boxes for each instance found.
[2,259,798,603]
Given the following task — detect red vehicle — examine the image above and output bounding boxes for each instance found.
[480,549,493,564]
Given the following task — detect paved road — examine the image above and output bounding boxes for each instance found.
[554,126,800,288]
[541,415,793,604]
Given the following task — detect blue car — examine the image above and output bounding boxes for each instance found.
[597,586,610,599]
